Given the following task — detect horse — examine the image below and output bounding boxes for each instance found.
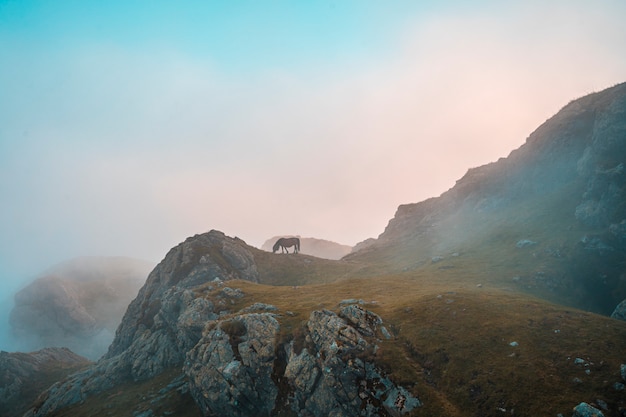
[272,237,300,254]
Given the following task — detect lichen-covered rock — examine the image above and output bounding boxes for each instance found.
[182,306,420,417]
[284,309,421,417]
[184,313,280,417]
[339,304,383,337]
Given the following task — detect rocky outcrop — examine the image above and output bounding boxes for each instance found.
[185,305,420,417]
[0,348,89,417]
[26,231,259,417]
[9,257,153,359]
[185,313,281,416]
[262,236,352,260]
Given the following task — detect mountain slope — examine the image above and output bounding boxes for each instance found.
[348,82,626,314]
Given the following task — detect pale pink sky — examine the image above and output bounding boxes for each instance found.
[1,0,626,281]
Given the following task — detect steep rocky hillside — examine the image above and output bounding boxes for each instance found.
[10,257,154,359]
[348,82,626,315]
[261,236,352,260]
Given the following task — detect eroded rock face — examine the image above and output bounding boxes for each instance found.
[185,313,281,417]
[184,305,420,417]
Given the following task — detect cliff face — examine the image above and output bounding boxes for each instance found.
[350,82,626,314]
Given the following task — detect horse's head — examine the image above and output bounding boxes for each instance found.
[272,241,280,253]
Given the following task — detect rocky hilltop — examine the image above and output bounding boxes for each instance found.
[261,236,352,260]
[27,230,418,417]
[349,82,626,315]
[10,257,154,359]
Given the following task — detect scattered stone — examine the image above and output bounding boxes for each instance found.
[516,239,537,248]
[380,326,392,340]
[431,256,445,263]
[572,402,605,417]
[339,298,364,306]
[241,303,278,313]
[509,341,519,347]
[220,287,244,298]
[596,399,608,411]
[574,358,586,365]
[476,283,483,288]
[614,382,624,390]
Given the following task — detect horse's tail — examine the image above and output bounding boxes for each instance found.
[296,238,300,253]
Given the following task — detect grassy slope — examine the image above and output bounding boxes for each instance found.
[47,257,626,417]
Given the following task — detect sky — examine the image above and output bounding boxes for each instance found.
[1,0,626,317]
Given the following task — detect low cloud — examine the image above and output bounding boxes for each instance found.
[1,1,625,289]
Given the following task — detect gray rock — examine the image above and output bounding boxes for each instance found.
[283,309,420,416]
[242,302,278,312]
[339,304,383,337]
[185,313,280,417]
[516,239,537,248]
[610,300,626,320]
[572,402,605,417]
[621,363,626,381]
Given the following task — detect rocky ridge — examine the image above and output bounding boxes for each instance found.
[349,82,626,315]
[27,231,418,417]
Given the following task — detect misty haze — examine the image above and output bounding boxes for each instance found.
[1,1,626,417]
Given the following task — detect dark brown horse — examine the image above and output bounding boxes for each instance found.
[272,237,300,254]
